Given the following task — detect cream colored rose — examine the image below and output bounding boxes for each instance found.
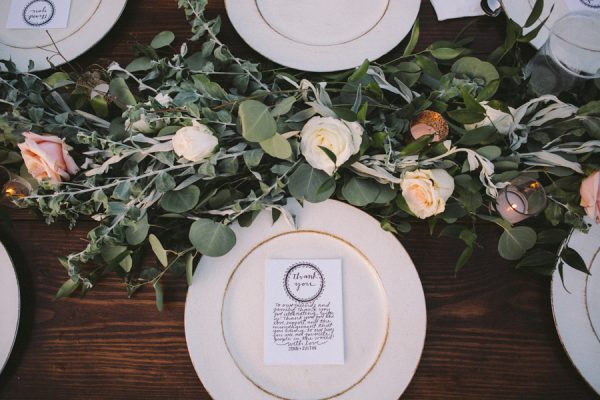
[400,169,454,219]
[172,124,218,162]
[580,171,600,223]
[18,132,79,183]
[464,102,515,135]
[300,116,363,176]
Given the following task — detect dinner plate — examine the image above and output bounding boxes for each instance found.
[551,220,600,395]
[0,0,127,72]
[185,199,426,399]
[502,0,600,48]
[0,240,20,375]
[224,0,421,71]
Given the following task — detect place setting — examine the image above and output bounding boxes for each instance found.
[1,0,600,398]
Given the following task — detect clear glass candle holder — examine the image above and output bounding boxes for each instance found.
[524,12,600,95]
[496,176,547,224]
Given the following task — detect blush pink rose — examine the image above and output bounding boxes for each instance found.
[18,132,79,183]
[580,171,600,223]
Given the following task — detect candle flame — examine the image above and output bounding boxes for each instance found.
[529,182,540,189]
[5,187,16,196]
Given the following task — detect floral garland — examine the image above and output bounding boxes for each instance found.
[1,0,599,309]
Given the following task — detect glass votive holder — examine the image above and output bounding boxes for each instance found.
[0,166,32,205]
[496,176,547,224]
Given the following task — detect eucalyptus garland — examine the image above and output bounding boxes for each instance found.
[1,0,599,310]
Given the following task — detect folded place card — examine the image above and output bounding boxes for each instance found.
[6,0,72,29]
[264,259,345,365]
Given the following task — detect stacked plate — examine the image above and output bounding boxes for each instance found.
[0,241,20,375]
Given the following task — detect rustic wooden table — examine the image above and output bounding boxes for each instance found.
[0,1,598,399]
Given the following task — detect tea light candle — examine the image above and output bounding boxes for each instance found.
[496,188,529,224]
[2,180,30,199]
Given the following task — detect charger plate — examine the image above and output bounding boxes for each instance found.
[0,241,20,375]
[551,220,600,395]
[185,199,426,399]
[0,0,127,72]
[502,0,600,48]
[224,0,420,71]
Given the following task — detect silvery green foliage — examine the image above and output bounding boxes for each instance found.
[1,0,599,309]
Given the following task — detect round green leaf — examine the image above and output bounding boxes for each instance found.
[476,146,502,161]
[109,78,136,107]
[189,219,236,257]
[451,57,499,85]
[239,100,277,143]
[430,48,462,60]
[288,164,335,203]
[498,226,537,261]
[151,31,175,49]
[260,133,292,159]
[342,177,381,206]
[126,214,149,246]
[160,186,200,213]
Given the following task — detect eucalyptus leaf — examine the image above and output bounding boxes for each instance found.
[288,164,335,203]
[160,186,200,213]
[498,226,537,260]
[260,133,292,159]
[149,234,169,267]
[189,219,236,257]
[239,100,277,142]
[151,31,175,49]
[342,177,381,206]
[126,214,149,246]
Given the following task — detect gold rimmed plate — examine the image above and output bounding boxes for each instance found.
[0,241,20,375]
[0,0,127,72]
[224,0,421,71]
[551,219,600,395]
[185,199,426,399]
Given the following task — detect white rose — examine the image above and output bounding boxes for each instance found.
[464,102,516,135]
[172,124,218,162]
[300,116,363,176]
[125,112,165,134]
[400,169,455,219]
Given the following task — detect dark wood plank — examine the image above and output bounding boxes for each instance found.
[0,1,597,399]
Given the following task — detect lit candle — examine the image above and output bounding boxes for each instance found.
[496,188,529,224]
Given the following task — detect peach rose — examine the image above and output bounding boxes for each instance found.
[18,132,79,183]
[580,171,600,223]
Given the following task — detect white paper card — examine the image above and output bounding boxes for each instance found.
[6,0,72,29]
[264,259,344,365]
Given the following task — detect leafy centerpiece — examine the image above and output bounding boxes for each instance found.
[1,0,599,310]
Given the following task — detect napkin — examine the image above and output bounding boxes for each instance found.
[430,0,486,20]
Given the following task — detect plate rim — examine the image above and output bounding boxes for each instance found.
[0,0,128,72]
[223,0,421,72]
[0,240,20,375]
[184,199,427,399]
[551,220,600,395]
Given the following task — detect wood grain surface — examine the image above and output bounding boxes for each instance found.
[0,1,597,399]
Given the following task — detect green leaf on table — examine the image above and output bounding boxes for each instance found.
[126,214,149,246]
[100,244,128,264]
[149,234,168,267]
[90,95,109,119]
[451,57,499,85]
[288,164,335,203]
[155,171,177,192]
[578,100,600,116]
[239,100,277,142]
[260,133,292,159]
[109,78,136,107]
[189,218,236,257]
[448,108,486,125]
[342,177,381,206]
[399,135,432,156]
[461,87,486,114]
[525,0,544,28]
[476,145,501,160]
[185,252,194,286]
[349,59,370,82]
[44,71,72,88]
[55,279,79,300]
[153,281,164,312]
[160,185,200,213]
[151,31,175,49]
[126,56,153,72]
[270,97,296,117]
[560,246,590,274]
[430,47,463,60]
[516,250,557,268]
[455,245,473,273]
[498,226,537,260]
[403,18,420,56]
[536,228,567,244]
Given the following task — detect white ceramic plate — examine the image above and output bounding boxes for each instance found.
[224,0,421,71]
[0,0,127,72]
[551,220,600,395]
[502,0,600,48]
[0,241,20,375]
[185,199,426,400]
